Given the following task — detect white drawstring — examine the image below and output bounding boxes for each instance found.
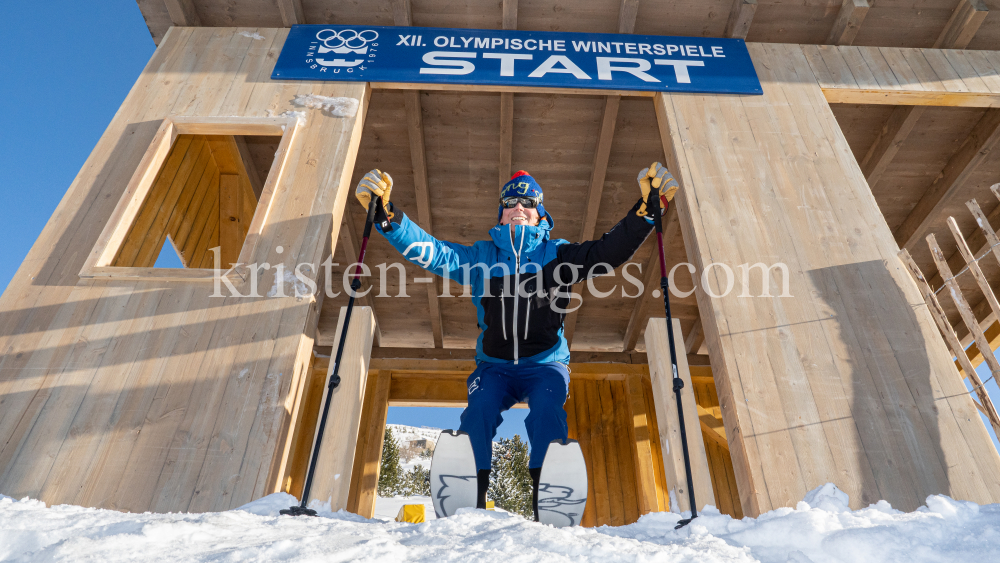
[501,290,507,340]
[524,297,530,339]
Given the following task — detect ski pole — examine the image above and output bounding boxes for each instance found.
[649,191,698,529]
[281,196,381,517]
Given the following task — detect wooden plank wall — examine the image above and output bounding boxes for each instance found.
[0,27,368,513]
[656,41,1000,516]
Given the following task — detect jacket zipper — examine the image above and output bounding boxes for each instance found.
[511,226,524,364]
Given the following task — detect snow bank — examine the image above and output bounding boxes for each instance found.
[2,485,999,562]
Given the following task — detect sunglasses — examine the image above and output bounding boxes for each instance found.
[501,196,540,209]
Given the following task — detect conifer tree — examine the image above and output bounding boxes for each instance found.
[488,435,533,518]
[400,464,431,497]
[378,427,402,497]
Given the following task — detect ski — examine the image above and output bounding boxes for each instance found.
[537,439,588,527]
[429,430,479,518]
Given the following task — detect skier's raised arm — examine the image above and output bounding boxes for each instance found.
[542,162,679,286]
[355,169,482,285]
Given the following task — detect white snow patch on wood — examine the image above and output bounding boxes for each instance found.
[292,94,360,117]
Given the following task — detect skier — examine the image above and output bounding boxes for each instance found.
[355,164,678,520]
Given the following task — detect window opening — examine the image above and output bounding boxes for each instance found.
[110,134,280,270]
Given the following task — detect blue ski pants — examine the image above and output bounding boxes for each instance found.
[458,361,569,470]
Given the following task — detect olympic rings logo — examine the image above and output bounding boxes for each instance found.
[316,29,379,51]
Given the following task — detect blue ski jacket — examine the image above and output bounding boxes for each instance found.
[375,199,654,366]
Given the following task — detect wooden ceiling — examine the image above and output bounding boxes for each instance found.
[136,0,1000,355]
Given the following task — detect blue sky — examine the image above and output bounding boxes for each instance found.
[0,1,994,451]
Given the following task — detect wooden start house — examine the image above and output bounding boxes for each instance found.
[3,0,1000,527]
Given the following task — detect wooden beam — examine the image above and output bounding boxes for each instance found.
[826,0,870,46]
[276,0,304,26]
[804,44,1000,108]
[503,0,518,30]
[686,354,711,366]
[684,317,703,355]
[622,203,678,351]
[402,91,444,347]
[698,404,728,451]
[499,93,513,189]
[896,109,1000,250]
[391,0,412,26]
[497,0,517,190]
[564,95,621,346]
[233,136,264,200]
[618,0,639,34]
[163,0,201,26]
[390,0,442,347]
[859,106,925,188]
[388,377,475,407]
[370,346,648,364]
[578,97,621,243]
[724,0,757,40]
[934,0,988,49]
[821,89,1000,107]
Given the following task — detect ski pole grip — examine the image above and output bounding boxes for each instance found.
[367,196,379,224]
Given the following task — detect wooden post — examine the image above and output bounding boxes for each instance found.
[655,42,1000,514]
[303,306,376,510]
[347,369,391,517]
[644,317,713,514]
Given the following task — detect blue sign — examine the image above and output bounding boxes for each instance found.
[272,25,762,95]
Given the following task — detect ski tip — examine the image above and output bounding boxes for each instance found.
[440,429,469,438]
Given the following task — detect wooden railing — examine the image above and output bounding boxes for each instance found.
[899,186,1000,437]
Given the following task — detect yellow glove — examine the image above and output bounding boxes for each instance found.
[636,162,679,216]
[355,169,394,219]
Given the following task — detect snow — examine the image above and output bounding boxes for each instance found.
[2,484,999,562]
[291,94,360,117]
[237,31,265,40]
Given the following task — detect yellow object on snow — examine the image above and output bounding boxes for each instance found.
[486,501,495,511]
[395,504,426,523]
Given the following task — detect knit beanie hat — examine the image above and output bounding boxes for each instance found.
[498,170,547,223]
